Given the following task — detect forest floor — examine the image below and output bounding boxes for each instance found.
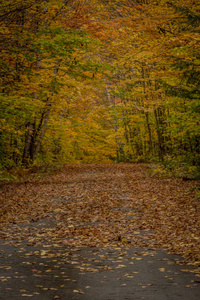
[0,163,200,299]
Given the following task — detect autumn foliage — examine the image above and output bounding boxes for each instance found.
[0,0,200,177]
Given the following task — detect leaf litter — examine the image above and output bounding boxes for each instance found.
[1,165,200,260]
[0,163,200,288]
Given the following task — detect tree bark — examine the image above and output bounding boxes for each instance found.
[33,101,51,159]
[22,122,34,165]
[154,108,164,162]
[145,111,152,153]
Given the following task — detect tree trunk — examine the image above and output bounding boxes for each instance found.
[22,122,34,165]
[33,101,51,159]
[154,108,164,162]
[104,79,125,161]
[145,111,152,153]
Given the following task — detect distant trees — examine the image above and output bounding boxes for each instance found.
[98,0,200,175]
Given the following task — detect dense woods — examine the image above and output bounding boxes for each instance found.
[0,0,200,177]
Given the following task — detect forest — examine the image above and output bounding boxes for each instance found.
[0,2,200,295]
[0,0,200,178]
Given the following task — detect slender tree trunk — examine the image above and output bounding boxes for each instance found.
[134,99,143,157]
[104,79,125,161]
[32,101,51,159]
[145,111,152,153]
[141,65,153,156]
[22,122,34,165]
[154,108,164,162]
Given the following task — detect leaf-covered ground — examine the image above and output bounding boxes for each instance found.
[0,163,199,272]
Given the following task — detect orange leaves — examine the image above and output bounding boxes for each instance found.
[0,163,199,272]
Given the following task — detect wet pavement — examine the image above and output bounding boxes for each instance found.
[0,235,199,300]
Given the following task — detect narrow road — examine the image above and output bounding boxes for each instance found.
[0,164,199,299]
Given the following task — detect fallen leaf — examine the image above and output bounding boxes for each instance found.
[73,289,84,294]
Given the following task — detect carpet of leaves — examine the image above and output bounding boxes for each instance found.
[0,164,199,273]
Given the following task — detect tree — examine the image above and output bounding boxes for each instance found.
[0,0,115,168]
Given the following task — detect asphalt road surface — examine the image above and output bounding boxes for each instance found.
[0,227,199,300]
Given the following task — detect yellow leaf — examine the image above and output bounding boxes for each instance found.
[116,264,126,268]
[73,290,84,294]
